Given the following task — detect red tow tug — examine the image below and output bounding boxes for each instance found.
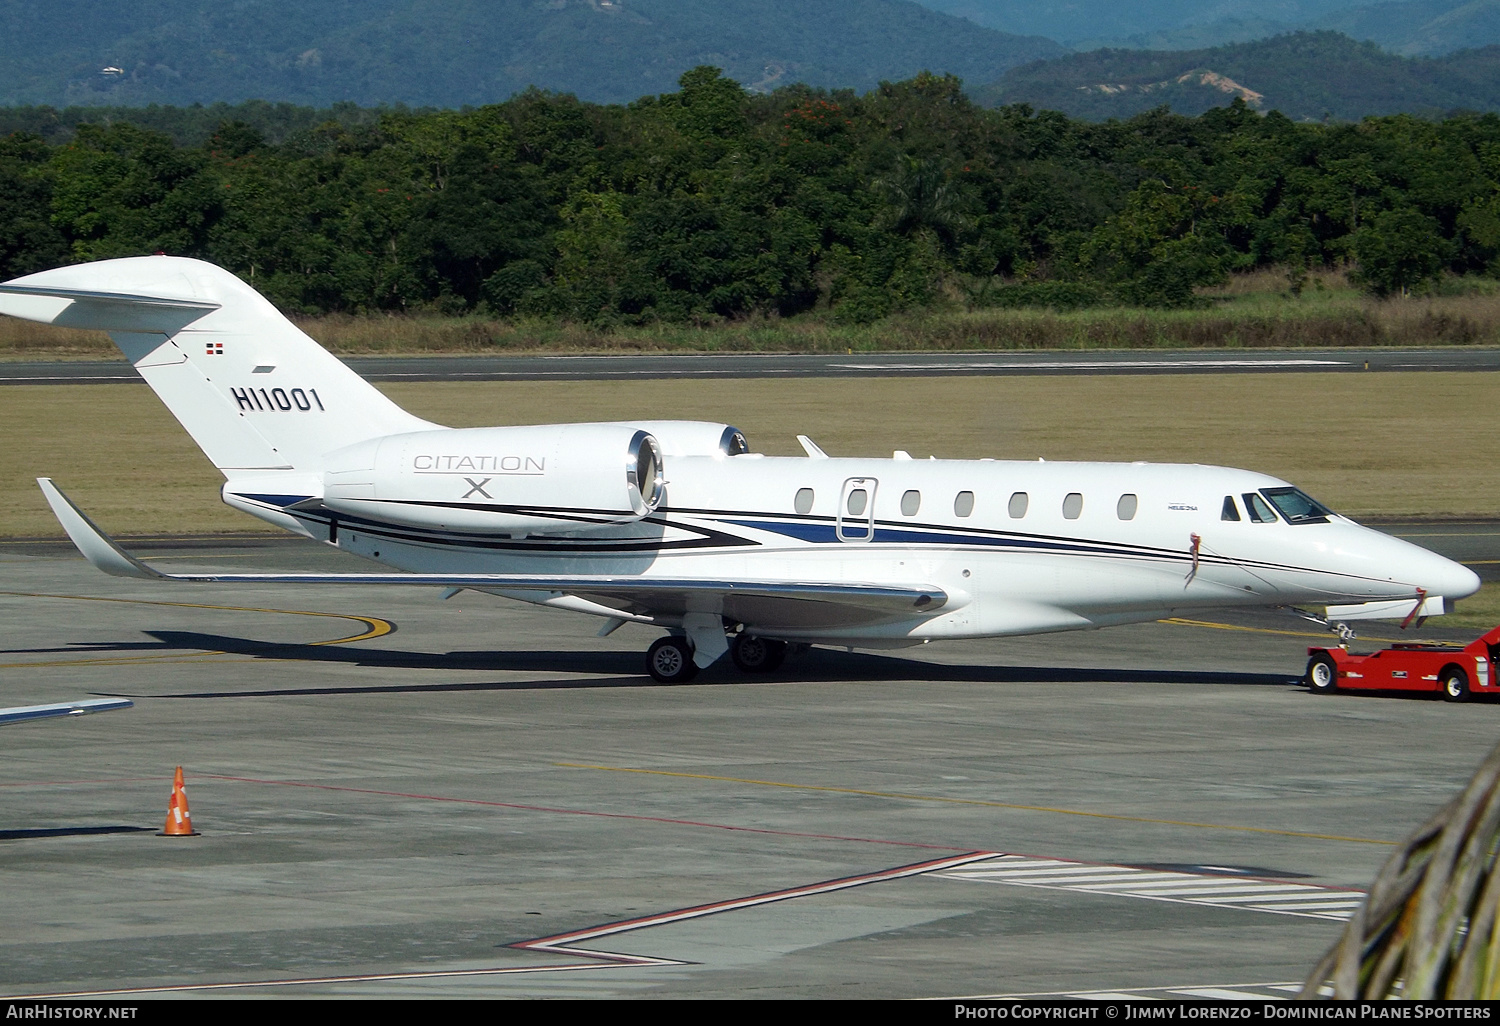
[1305,623,1500,702]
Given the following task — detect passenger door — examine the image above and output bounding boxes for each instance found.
[837,478,877,543]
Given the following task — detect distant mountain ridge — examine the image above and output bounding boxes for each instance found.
[1311,0,1500,55]
[913,0,1500,57]
[977,30,1500,120]
[911,1,1369,46]
[0,0,1063,109]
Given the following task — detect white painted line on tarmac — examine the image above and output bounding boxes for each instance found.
[935,854,1365,921]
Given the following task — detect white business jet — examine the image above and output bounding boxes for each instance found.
[1,256,1480,682]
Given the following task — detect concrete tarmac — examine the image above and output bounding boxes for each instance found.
[2,538,1498,999]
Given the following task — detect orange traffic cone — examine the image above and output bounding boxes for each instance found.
[159,766,200,837]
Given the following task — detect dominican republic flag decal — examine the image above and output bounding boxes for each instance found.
[206,342,224,355]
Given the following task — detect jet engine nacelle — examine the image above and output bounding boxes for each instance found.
[321,423,665,536]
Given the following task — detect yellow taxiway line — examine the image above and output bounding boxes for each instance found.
[1159,616,1427,646]
[0,590,392,669]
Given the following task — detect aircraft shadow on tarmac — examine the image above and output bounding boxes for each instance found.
[43,628,1307,697]
[0,826,155,841]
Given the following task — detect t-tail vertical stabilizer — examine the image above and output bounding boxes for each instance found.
[0,256,436,475]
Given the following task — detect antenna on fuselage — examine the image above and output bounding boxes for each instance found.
[797,436,829,459]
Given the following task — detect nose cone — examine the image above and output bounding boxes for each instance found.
[1347,527,1481,602]
[1387,532,1481,600]
[1423,553,1482,602]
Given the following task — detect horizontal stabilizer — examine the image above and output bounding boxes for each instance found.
[0,698,133,725]
[0,282,219,334]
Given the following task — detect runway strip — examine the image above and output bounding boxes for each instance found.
[7,347,1500,384]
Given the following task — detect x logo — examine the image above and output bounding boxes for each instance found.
[462,477,493,499]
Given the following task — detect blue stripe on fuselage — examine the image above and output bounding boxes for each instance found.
[239,493,315,508]
[721,517,1152,557]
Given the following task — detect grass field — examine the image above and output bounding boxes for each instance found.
[6,270,1500,357]
[4,371,1498,538]
[1437,584,1500,630]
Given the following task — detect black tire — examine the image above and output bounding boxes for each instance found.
[646,637,698,684]
[1306,654,1339,694]
[731,635,786,673]
[1441,665,1471,703]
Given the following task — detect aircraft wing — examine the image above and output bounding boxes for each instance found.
[38,478,947,631]
[0,698,133,725]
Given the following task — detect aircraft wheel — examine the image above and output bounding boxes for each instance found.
[1306,654,1339,694]
[647,637,698,684]
[1441,665,1471,703]
[731,635,786,673]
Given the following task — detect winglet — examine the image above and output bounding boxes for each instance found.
[36,478,165,580]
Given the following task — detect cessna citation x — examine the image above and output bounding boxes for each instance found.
[1,256,1481,682]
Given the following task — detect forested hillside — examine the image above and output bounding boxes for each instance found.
[980,32,1500,120]
[3,69,1498,325]
[916,0,1500,56]
[0,0,1061,108]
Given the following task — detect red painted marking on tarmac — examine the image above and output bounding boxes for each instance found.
[2,852,995,998]
[204,773,976,851]
[517,851,995,954]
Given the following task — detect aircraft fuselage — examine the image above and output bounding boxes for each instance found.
[234,454,1475,646]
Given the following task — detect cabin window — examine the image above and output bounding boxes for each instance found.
[1116,494,1138,521]
[794,488,814,514]
[1261,487,1333,525]
[900,490,921,516]
[846,488,868,516]
[954,491,975,517]
[1243,492,1279,523]
[1062,492,1083,520]
[1008,492,1028,518]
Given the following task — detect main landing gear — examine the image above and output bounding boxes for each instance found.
[730,634,786,673]
[646,637,697,684]
[644,632,789,683]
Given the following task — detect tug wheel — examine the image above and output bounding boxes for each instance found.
[1306,654,1339,694]
[1441,665,1471,703]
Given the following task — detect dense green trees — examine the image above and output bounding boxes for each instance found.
[5,71,1500,319]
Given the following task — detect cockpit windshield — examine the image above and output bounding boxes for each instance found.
[1261,487,1334,525]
